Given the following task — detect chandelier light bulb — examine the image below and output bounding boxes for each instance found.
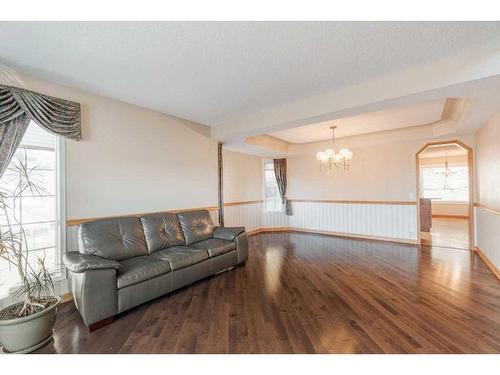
[316,151,329,162]
[338,148,349,157]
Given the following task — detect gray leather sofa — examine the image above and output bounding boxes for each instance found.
[63,210,248,330]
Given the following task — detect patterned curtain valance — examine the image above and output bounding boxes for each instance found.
[0,84,81,176]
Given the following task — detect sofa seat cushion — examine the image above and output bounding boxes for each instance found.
[150,246,209,271]
[117,256,171,289]
[192,238,236,257]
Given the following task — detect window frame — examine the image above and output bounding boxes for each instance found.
[262,159,282,212]
[420,165,469,203]
[0,126,66,300]
[56,135,67,280]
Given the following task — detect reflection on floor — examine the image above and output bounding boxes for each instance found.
[36,232,500,354]
[421,217,469,249]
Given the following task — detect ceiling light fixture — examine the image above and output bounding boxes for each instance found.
[433,153,457,190]
[315,126,352,170]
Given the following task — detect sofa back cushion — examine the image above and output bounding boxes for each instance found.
[78,217,148,261]
[139,212,186,253]
[177,210,214,245]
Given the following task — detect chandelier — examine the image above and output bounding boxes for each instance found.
[315,126,352,170]
[433,153,456,190]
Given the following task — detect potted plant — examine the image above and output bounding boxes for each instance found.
[0,151,61,353]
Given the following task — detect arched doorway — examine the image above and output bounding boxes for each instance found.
[416,140,474,250]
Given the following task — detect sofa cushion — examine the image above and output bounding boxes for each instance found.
[139,212,186,253]
[192,238,236,257]
[150,246,209,270]
[177,210,214,245]
[78,217,148,261]
[117,256,171,289]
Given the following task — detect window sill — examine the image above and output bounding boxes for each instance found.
[430,201,469,205]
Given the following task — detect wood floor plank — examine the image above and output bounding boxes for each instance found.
[34,232,500,354]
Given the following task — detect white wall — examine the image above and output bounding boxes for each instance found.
[223,149,262,203]
[290,202,417,240]
[476,114,500,210]
[17,74,219,221]
[225,201,417,241]
[475,113,500,268]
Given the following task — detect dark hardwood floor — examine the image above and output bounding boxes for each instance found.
[36,232,500,354]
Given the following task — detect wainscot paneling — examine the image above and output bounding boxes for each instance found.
[289,201,417,241]
[262,210,289,229]
[222,200,417,241]
[224,202,262,231]
[475,205,500,270]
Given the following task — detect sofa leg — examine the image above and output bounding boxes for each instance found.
[88,317,114,332]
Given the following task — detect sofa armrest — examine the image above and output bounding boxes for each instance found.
[235,232,248,264]
[213,226,246,241]
[63,252,121,273]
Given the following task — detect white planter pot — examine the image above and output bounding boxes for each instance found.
[0,296,61,353]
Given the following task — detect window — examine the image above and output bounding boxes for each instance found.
[421,166,469,201]
[264,160,282,211]
[0,121,64,297]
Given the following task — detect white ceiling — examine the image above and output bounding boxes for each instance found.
[269,98,447,143]
[1,22,500,129]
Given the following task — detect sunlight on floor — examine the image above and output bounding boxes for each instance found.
[421,217,469,249]
[264,245,286,296]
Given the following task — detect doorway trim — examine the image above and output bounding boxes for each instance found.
[415,140,474,250]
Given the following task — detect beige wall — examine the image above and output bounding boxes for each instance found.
[17,74,219,220]
[288,141,416,201]
[476,113,500,210]
[475,113,500,268]
[431,203,469,217]
[287,134,474,202]
[223,149,262,203]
